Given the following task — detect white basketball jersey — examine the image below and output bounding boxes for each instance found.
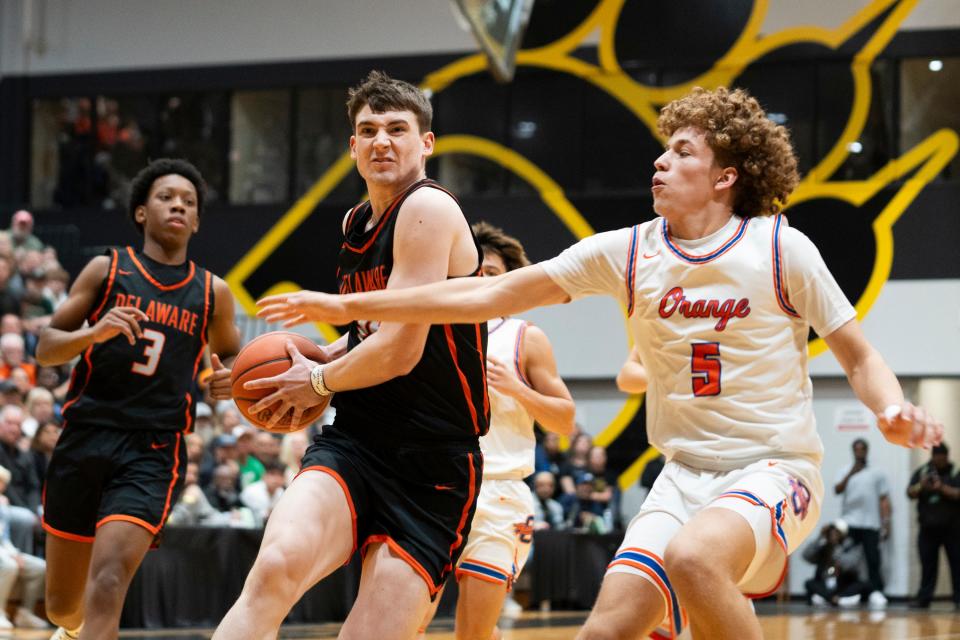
[541,214,856,470]
[481,317,536,478]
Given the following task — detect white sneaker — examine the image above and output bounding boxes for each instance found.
[15,607,50,629]
[810,593,829,607]
[838,594,861,608]
[501,595,523,619]
[868,590,888,609]
[50,627,81,640]
[0,614,12,629]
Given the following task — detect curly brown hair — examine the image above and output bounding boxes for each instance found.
[657,87,800,218]
[346,70,432,134]
[472,221,530,272]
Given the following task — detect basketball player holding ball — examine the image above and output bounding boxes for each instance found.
[36,159,241,640]
[215,71,488,639]
[257,87,944,639]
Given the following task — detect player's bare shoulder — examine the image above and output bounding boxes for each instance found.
[396,184,463,227]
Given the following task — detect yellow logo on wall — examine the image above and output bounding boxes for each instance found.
[227,0,957,488]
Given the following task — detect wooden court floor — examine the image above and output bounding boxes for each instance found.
[7,606,960,639]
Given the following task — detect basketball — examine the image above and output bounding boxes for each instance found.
[231,331,331,432]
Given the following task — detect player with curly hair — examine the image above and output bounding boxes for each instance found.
[255,86,942,639]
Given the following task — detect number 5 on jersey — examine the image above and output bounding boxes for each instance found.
[132,329,166,376]
[691,342,721,397]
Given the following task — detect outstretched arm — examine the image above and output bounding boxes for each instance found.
[257,263,571,327]
[824,319,942,448]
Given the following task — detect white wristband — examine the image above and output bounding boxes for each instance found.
[310,364,333,397]
[883,404,901,421]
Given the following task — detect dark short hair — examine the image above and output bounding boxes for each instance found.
[933,443,949,455]
[346,70,433,133]
[264,460,286,474]
[852,438,868,450]
[472,221,530,272]
[127,158,206,234]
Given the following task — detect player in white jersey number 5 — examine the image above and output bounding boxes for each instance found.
[255,87,942,640]
[417,222,575,640]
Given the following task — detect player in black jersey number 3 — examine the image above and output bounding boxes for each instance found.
[37,159,241,640]
[214,72,488,639]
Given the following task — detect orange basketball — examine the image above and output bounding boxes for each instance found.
[231,331,330,432]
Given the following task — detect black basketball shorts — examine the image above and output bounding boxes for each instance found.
[43,423,187,543]
[298,425,483,597]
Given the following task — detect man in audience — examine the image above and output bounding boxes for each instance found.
[240,461,286,525]
[252,432,280,466]
[7,211,43,253]
[205,462,244,513]
[0,333,36,385]
[533,471,565,531]
[907,442,960,609]
[802,519,868,608]
[168,462,223,527]
[233,426,264,489]
[835,439,891,608]
[0,464,47,629]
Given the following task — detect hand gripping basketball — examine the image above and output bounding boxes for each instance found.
[232,333,332,433]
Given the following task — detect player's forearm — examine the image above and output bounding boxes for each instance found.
[324,334,350,361]
[36,326,97,366]
[842,348,904,415]
[322,329,424,392]
[512,386,576,436]
[341,276,506,324]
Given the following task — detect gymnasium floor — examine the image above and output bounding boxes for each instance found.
[10,605,960,639]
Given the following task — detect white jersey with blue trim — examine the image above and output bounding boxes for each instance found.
[480,317,536,478]
[540,214,856,470]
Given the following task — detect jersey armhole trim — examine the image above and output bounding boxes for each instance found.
[89,248,119,323]
[772,215,800,318]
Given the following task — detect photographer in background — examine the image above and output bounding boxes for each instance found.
[802,519,868,608]
[907,443,960,609]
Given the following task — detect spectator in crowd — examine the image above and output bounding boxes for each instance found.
[532,471,565,531]
[35,365,68,406]
[586,445,619,528]
[568,471,609,533]
[200,433,238,488]
[279,431,309,486]
[0,465,47,629]
[835,438,891,608]
[205,462,244,513]
[7,211,44,253]
[0,333,36,386]
[185,433,205,465]
[0,406,40,513]
[253,432,280,466]
[240,461,286,525]
[907,442,960,609]
[802,519,868,608]
[193,402,216,446]
[21,387,55,439]
[219,404,242,433]
[234,426,264,489]
[0,381,23,410]
[0,257,22,317]
[535,431,566,483]
[43,266,70,310]
[168,462,223,527]
[19,269,54,323]
[558,432,592,503]
[29,419,60,487]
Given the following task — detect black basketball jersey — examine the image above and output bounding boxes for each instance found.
[332,178,489,446]
[62,247,214,432]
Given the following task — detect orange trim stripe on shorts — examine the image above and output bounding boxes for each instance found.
[297,465,359,561]
[446,452,477,567]
[362,534,441,596]
[156,431,183,528]
[41,520,95,543]
[97,514,162,536]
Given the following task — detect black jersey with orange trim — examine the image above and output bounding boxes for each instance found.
[332,178,489,445]
[62,247,214,432]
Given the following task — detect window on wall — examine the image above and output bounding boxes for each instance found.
[295,87,360,202]
[230,91,291,204]
[900,57,960,181]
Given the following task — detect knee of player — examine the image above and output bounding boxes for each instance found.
[576,620,624,640]
[250,545,305,595]
[663,535,714,587]
[87,564,128,601]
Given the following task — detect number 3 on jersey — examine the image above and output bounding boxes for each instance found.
[132,329,165,376]
[691,342,721,396]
